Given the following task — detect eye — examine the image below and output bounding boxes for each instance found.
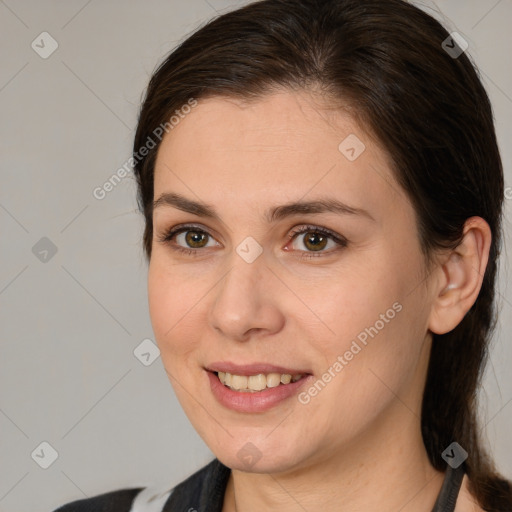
[286,225,348,259]
[156,224,220,256]
[156,223,348,259]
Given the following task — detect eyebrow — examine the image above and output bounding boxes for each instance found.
[152,192,375,223]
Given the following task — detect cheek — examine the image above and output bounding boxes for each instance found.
[300,254,403,348]
[295,302,424,450]
[315,268,428,429]
[147,260,204,367]
[302,245,426,382]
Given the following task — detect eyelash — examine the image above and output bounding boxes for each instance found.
[156,223,348,259]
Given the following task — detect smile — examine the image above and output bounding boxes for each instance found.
[216,371,305,392]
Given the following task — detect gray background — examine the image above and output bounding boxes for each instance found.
[0,1,511,511]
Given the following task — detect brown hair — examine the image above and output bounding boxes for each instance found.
[132,0,511,509]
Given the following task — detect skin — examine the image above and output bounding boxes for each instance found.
[147,89,490,511]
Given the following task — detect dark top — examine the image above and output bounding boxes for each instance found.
[52,458,465,511]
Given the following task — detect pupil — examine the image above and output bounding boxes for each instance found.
[305,232,327,251]
[186,231,207,248]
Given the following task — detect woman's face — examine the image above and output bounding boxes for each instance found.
[148,89,436,473]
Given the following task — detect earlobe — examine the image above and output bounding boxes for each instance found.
[428,217,492,335]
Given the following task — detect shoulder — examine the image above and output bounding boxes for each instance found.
[454,475,485,512]
[51,459,229,512]
[52,487,144,512]
[162,458,230,510]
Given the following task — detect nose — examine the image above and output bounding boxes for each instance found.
[208,251,285,342]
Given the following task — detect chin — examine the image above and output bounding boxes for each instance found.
[218,451,300,474]
[210,434,309,474]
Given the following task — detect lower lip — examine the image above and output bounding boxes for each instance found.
[206,370,313,413]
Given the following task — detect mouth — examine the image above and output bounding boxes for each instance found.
[207,369,311,393]
[204,364,314,413]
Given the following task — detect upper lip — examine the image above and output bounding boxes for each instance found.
[205,361,312,376]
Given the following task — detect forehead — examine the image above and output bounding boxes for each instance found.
[158,90,367,158]
[153,90,405,221]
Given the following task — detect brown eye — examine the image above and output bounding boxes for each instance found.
[301,231,329,251]
[157,224,221,255]
[287,225,348,258]
[183,230,209,248]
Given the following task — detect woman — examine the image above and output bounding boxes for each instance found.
[54,0,512,510]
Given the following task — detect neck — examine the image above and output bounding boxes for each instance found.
[223,404,445,512]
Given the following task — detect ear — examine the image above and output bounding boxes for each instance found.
[428,217,492,335]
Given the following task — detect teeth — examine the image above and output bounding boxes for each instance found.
[267,373,281,387]
[217,371,304,392]
[230,374,247,390]
[281,374,291,384]
[248,374,267,391]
